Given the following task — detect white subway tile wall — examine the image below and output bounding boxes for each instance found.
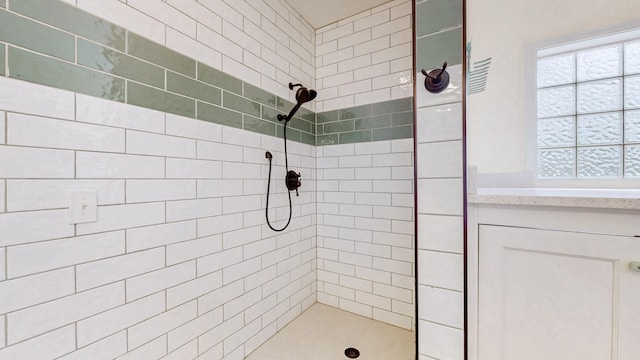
[0,78,316,359]
[0,0,423,358]
[416,87,465,358]
[316,139,415,330]
[316,0,413,112]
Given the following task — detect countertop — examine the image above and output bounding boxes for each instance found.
[468,188,640,210]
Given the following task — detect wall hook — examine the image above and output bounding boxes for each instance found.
[421,62,450,93]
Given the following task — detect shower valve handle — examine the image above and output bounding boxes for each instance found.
[285,170,301,195]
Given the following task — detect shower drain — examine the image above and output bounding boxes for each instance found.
[344,347,360,358]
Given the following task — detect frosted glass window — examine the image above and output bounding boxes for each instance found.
[577,78,622,114]
[538,117,575,148]
[538,149,575,178]
[625,41,640,75]
[577,112,623,145]
[537,32,640,180]
[625,75,640,109]
[625,110,640,143]
[625,145,640,177]
[577,45,622,81]
[577,146,622,178]
[537,85,575,118]
[538,53,575,87]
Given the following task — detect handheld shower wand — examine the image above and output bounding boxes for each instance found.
[265,82,317,232]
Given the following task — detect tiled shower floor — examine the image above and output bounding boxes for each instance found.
[245,303,415,360]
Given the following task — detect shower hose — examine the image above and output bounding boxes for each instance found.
[265,119,292,232]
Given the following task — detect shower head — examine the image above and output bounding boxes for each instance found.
[289,83,317,104]
[278,82,318,122]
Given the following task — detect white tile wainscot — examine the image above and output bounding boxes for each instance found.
[0,77,316,360]
[316,139,415,330]
[415,78,465,359]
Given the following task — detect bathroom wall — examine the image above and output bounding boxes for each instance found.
[313,0,416,331]
[467,0,640,175]
[68,0,316,105]
[313,98,415,330]
[0,0,317,359]
[0,1,421,359]
[315,0,413,112]
[315,137,415,330]
[415,0,465,359]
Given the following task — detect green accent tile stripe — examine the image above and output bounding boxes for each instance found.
[300,132,315,146]
[11,0,126,51]
[128,81,194,117]
[278,98,295,112]
[0,0,414,146]
[355,114,391,130]
[244,82,277,108]
[223,91,261,118]
[316,98,414,145]
[128,33,195,78]
[324,120,354,134]
[373,125,413,141]
[9,46,125,101]
[197,101,243,129]
[340,104,372,120]
[317,110,339,123]
[78,39,164,88]
[198,63,242,95]
[340,130,372,144]
[289,117,312,134]
[372,97,413,115]
[416,0,462,37]
[244,115,275,136]
[417,27,463,70]
[317,134,339,146]
[0,9,74,61]
[262,106,281,123]
[167,71,221,105]
[0,44,4,76]
[295,107,315,123]
[392,112,414,126]
[278,125,300,143]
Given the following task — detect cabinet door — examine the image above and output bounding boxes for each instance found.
[478,225,640,360]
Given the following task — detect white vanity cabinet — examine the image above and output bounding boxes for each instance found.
[468,200,640,360]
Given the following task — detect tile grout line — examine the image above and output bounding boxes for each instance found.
[2,111,5,215]
[3,42,7,76]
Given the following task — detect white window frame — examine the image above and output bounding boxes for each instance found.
[525,19,640,188]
